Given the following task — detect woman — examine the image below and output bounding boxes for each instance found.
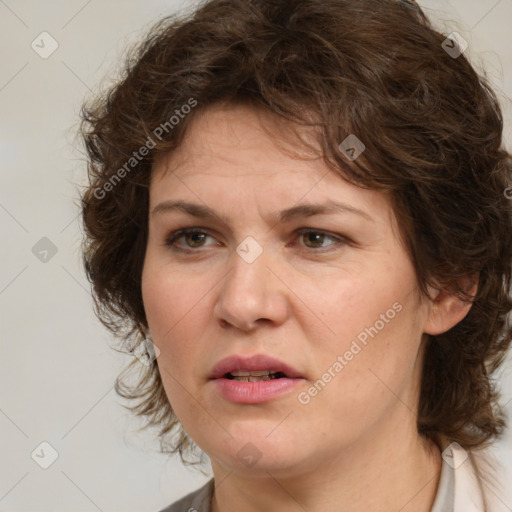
[80,0,512,510]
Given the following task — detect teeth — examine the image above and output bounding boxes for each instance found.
[230,370,271,377]
[232,375,273,382]
[226,370,288,381]
[228,370,284,382]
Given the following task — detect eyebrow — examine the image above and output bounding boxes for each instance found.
[151,199,374,225]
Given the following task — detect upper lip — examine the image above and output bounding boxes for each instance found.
[209,354,303,379]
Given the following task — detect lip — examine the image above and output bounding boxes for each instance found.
[209,354,303,380]
[209,354,305,404]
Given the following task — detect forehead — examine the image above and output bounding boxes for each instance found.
[152,103,321,178]
[149,103,396,228]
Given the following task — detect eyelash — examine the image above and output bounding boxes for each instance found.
[164,227,348,254]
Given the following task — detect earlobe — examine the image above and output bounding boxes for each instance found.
[424,274,479,336]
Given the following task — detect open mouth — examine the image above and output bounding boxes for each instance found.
[224,370,288,382]
[210,355,303,403]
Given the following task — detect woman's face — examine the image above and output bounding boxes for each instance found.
[142,103,433,476]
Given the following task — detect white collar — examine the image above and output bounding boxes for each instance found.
[442,441,485,512]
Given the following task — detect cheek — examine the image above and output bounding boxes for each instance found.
[317,269,402,344]
[143,254,203,328]
[142,267,214,420]
[141,263,211,370]
[314,261,422,390]
[316,289,422,425]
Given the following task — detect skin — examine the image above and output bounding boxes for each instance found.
[141,103,476,512]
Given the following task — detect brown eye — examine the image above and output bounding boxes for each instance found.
[296,229,343,250]
[164,227,347,254]
[165,228,215,250]
[302,231,327,248]
[183,232,207,248]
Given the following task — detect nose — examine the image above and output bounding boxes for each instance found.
[213,244,289,332]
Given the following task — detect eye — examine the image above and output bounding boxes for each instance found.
[164,227,347,254]
[293,228,346,251]
[164,228,217,251]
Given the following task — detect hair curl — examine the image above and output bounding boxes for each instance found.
[80,0,512,463]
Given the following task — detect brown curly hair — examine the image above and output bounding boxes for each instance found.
[80,0,512,463]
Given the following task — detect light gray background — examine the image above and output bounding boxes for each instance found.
[1,1,511,511]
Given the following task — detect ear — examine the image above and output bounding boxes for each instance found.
[423,273,479,336]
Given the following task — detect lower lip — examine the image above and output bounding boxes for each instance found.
[212,377,303,404]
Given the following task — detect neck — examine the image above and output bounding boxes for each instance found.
[210,417,442,512]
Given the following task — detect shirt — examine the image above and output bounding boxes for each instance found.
[157,443,486,512]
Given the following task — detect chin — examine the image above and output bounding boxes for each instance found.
[217,449,305,476]
[206,430,306,474]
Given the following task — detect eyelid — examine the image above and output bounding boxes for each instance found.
[293,227,347,246]
[164,227,219,250]
[164,226,349,253]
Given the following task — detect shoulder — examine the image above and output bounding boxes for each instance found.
[450,443,485,512]
[156,479,214,512]
[443,440,504,512]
